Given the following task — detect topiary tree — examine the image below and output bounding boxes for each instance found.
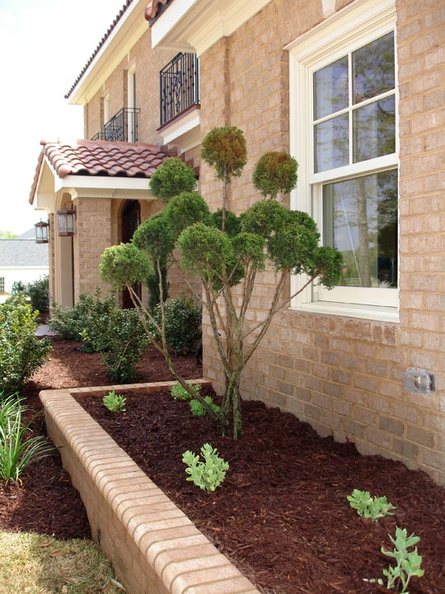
[100,128,342,438]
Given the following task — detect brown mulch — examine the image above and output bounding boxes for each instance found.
[1,339,445,593]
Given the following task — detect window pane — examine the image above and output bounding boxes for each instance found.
[353,95,395,162]
[314,113,349,172]
[313,56,348,119]
[323,170,398,288]
[353,32,395,104]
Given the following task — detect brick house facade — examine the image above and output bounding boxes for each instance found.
[31,0,445,484]
[149,0,445,484]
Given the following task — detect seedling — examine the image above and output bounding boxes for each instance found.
[182,443,229,492]
[364,527,424,593]
[103,391,126,412]
[190,395,220,416]
[171,381,201,401]
[347,489,396,521]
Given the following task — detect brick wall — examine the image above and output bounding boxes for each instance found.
[73,197,112,300]
[198,0,445,484]
[85,28,176,144]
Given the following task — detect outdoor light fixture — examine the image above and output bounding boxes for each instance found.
[35,220,49,244]
[57,208,76,236]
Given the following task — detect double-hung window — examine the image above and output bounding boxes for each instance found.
[288,0,398,322]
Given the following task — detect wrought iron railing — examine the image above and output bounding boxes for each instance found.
[160,53,200,127]
[91,107,140,142]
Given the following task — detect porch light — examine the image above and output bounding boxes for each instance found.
[57,208,75,236]
[35,220,49,244]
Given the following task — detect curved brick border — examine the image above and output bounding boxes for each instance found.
[40,381,259,594]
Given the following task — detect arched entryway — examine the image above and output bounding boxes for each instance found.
[121,200,141,308]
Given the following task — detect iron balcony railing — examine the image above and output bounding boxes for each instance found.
[160,53,200,127]
[91,107,140,142]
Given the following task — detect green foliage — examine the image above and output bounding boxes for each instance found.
[100,243,153,290]
[347,489,396,521]
[0,394,56,482]
[133,211,175,263]
[190,395,220,417]
[151,295,201,355]
[132,212,172,310]
[9,276,49,313]
[201,126,247,183]
[0,297,51,397]
[182,443,229,492]
[253,151,299,199]
[209,209,241,237]
[171,381,201,401]
[81,308,149,384]
[48,290,116,349]
[25,276,49,313]
[165,192,211,240]
[382,527,424,593]
[100,126,343,439]
[149,158,197,203]
[103,391,126,412]
[365,527,424,593]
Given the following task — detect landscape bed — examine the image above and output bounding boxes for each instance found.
[40,381,445,594]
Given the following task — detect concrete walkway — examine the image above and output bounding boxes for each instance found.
[35,325,59,338]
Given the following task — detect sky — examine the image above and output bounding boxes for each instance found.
[0,0,128,235]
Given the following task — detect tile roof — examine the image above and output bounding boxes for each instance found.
[145,0,172,22]
[41,139,173,178]
[0,237,48,268]
[30,139,175,204]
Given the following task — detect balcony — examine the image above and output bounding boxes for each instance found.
[91,107,140,143]
[160,53,200,127]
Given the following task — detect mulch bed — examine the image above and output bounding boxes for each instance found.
[1,339,445,593]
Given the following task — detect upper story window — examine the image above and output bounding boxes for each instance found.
[288,0,398,322]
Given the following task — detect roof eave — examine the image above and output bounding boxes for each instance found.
[68,0,148,105]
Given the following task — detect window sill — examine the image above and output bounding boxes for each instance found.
[290,301,399,324]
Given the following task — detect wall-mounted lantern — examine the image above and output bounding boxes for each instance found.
[57,208,76,236]
[35,220,49,244]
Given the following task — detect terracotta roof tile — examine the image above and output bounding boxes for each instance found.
[30,139,175,203]
[144,0,171,22]
[42,139,172,178]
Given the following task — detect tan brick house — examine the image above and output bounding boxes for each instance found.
[31,0,445,484]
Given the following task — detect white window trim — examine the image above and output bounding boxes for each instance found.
[287,0,399,323]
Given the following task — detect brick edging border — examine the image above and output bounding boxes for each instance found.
[40,381,259,594]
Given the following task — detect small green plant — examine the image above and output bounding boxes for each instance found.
[190,396,220,416]
[364,527,424,593]
[0,394,56,482]
[171,381,201,401]
[0,297,51,397]
[182,443,229,492]
[103,391,126,412]
[347,489,396,520]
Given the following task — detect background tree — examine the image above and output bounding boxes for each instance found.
[100,127,342,438]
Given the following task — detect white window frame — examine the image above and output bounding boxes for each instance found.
[287,0,399,323]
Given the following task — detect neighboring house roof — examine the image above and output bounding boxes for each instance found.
[0,235,48,268]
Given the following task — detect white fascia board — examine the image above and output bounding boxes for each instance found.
[69,0,148,105]
[152,0,271,55]
[160,109,200,145]
[55,175,151,200]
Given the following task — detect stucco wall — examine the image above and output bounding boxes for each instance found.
[198,0,445,484]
